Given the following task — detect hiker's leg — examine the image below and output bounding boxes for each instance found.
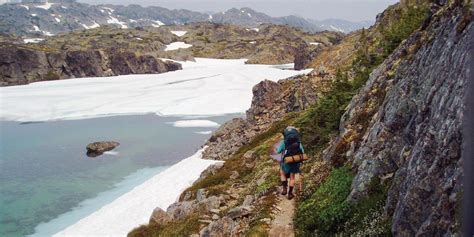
[295,173,303,194]
[280,166,288,195]
[288,173,295,199]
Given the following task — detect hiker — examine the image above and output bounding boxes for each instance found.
[276,126,305,200]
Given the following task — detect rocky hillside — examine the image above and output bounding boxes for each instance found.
[0,22,341,86]
[0,27,183,86]
[0,0,369,38]
[127,0,471,236]
[183,23,342,64]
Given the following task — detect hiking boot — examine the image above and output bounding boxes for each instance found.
[281,181,288,195]
[288,186,294,200]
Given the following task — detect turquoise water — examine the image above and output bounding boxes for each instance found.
[0,114,238,236]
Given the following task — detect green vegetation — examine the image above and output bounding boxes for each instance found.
[128,215,201,237]
[295,168,391,236]
[295,167,353,235]
[44,70,60,81]
[380,5,430,57]
[338,177,391,236]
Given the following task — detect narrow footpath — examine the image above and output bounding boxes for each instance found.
[268,141,296,237]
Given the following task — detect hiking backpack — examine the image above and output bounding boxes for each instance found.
[283,127,302,157]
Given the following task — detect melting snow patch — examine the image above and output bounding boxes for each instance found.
[103,151,119,156]
[50,148,220,236]
[102,7,115,13]
[55,17,61,23]
[195,131,213,135]
[107,16,128,29]
[43,31,54,36]
[208,14,213,20]
[24,38,44,44]
[249,41,256,44]
[36,2,54,10]
[61,6,67,9]
[31,14,37,17]
[135,37,143,41]
[20,5,29,10]
[309,42,320,46]
[171,31,187,37]
[164,42,192,51]
[329,25,344,33]
[252,28,259,32]
[151,20,164,27]
[247,13,252,17]
[33,25,40,31]
[81,22,100,29]
[170,120,220,128]
[129,19,137,23]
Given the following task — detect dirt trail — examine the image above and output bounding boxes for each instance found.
[268,196,296,237]
[268,140,296,237]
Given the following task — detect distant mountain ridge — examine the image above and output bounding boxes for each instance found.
[0,0,372,37]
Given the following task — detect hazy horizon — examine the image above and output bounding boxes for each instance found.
[77,0,399,22]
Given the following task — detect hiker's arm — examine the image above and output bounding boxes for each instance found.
[276,141,285,154]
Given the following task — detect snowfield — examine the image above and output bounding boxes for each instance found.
[170,120,220,128]
[0,58,311,122]
[164,41,193,51]
[171,30,187,37]
[51,148,221,236]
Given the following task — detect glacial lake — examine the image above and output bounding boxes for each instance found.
[0,114,239,236]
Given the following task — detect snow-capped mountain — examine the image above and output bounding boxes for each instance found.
[0,0,372,37]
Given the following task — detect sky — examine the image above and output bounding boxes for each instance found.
[78,0,399,22]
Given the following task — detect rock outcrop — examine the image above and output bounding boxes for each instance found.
[0,46,182,86]
[203,74,325,160]
[322,2,471,235]
[86,141,120,157]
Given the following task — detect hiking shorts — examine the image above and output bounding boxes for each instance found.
[281,162,301,174]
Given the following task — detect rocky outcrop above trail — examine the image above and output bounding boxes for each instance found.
[203,74,328,160]
[86,141,120,157]
[322,2,471,235]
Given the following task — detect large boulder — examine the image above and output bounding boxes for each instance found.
[86,141,120,157]
[149,207,171,225]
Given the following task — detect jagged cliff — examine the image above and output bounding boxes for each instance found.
[128,1,471,236]
[322,1,471,235]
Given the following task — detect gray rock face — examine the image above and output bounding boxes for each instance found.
[227,206,253,219]
[294,44,322,70]
[86,141,119,157]
[202,118,255,160]
[199,216,243,237]
[149,207,171,225]
[322,2,471,236]
[166,200,196,221]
